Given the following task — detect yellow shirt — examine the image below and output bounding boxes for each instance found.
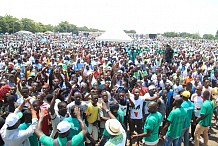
[85,102,100,124]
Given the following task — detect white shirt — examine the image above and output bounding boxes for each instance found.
[143,93,157,115]
[50,112,68,138]
[151,74,157,81]
[173,84,183,98]
[129,94,145,119]
[191,93,204,117]
[16,97,35,110]
[0,110,38,146]
[67,101,88,115]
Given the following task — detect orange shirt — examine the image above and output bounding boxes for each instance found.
[183,77,194,85]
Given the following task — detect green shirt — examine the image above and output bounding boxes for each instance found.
[39,133,84,146]
[166,108,187,138]
[118,108,124,123]
[144,112,162,142]
[18,123,39,146]
[181,100,194,128]
[103,110,125,137]
[198,100,216,127]
[63,117,84,146]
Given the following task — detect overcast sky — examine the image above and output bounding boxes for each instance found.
[0,0,218,35]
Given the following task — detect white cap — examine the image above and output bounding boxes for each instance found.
[148,85,156,90]
[5,112,23,127]
[57,121,71,133]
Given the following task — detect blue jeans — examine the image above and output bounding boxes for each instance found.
[182,127,189,146]
[164,135,182,146]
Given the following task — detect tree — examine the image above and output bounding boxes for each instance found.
[190,33,201,39]
[0,15,21,33]
[203,34,214,40]
[20,18,36,33]
[179,32,192,38]
[163,32,178,37]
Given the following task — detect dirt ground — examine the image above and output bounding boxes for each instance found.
[128,119,218,146]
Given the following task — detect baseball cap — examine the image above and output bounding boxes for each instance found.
[57,121,72,133]
[181,91,190,98]
[5,112,23,127]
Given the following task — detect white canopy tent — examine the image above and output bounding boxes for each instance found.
[16,30,33,34]
[96,29,133,42]
[45,31,54,34]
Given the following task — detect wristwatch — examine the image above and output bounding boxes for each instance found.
[106,109,110,113]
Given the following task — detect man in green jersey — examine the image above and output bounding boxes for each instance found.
[131,102,162,146]
[181,91,195,146]
[194,91,217,146]
[35,107,87,146]
[162,97,187,146]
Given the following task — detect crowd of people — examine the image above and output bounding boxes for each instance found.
[0,32,218,146]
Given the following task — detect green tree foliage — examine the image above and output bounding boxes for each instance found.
[0,15,101,34]
[0,15,21,33]
[20,18,36,32]
[163,32,178,37]
[163,32,201,39]
[203,34,215,40]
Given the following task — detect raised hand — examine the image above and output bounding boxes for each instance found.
[74,106,81,118]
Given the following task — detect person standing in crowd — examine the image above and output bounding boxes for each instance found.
[181,91,195,146]
[165,44,174,65]
[190,85,204,142]
[100,99,127,146]
[84,93,100,144]
[161,97,187,146]
[36,107,87,146]
[129,87,159,145]
[194,91,217,146]
[131,102,162,146]
[0,98,38,146]
[49,89,69,138]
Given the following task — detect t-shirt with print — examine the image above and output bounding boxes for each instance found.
[39,133,84,146]
[181,100,194,128]
[166,108,187,138]
[129,94,145,119]
[198,100,216,127]
[143,112,162,144]
[104,128,126,146]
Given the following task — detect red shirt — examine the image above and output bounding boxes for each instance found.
[37,106,51,136]
[132,87,148,96]
[93,71,100,79]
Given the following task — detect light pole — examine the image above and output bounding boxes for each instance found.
[12,20,18,34]
[13,21,15,34]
